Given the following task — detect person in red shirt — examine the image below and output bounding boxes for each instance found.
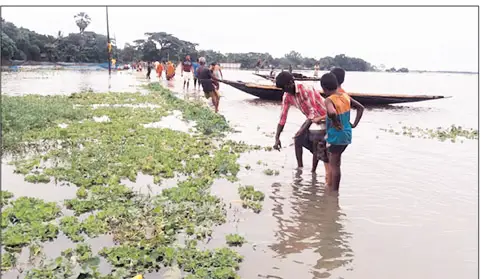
[273,71,329,175]
[181,55,193,90]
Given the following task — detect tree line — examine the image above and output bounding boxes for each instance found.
[1,14,406,72]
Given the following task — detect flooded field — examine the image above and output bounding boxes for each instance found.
[1,68,478,279]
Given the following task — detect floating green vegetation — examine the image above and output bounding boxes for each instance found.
[381,125,478,142]
[1,94,92,153]
[263,169,280,176]
[100,244,243,279]
[25,173,51,183]
[1,190,14,207]
[2,196,61,252]
[59,216,84,242]
[25,243,103,279]
[225,234,246,247]
[1,251,17,271]
[1,84,264,277]
[146,82,231,135]
[238,185,264,213]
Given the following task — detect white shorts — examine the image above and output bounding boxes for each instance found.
[183,71,193,81]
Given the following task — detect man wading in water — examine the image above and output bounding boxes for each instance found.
[181,55,193,91]
[320,72,364,191]
[197,57,220,113]
[273,71,329,180]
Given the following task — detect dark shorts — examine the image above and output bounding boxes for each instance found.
[327,144,348,154]
[299,129,328,163]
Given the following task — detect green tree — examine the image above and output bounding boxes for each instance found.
[74,12,92,33]
[1,32,17,59]
[0,17,389,72]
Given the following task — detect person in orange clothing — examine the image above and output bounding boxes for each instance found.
[155,61,163,80]
[166,61,176,80]
[318,72,364,191]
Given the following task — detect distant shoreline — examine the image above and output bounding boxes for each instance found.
[0,61,477,75]
[409,70,478,75]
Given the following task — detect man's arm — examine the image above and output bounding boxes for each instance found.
[181,62,184,75]
[349,97,365,128]
[274,94,291,149]
[294,118,313,138]
[207,70,219,82]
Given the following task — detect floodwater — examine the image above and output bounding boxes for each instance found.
[1,68,478,279]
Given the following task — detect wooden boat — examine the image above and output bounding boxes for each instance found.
[253,73,321,81]
[219,79,449,105]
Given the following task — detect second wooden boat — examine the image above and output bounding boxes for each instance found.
[253,73,321,81]
[220,79,449,106]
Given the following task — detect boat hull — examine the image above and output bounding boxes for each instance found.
[220,79,448,106]
[253,73,321,81]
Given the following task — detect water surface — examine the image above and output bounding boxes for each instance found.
[1,68,478,279]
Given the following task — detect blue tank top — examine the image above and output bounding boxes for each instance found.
[326,93,352,145]
[192,62,200,77]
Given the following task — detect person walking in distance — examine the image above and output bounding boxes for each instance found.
[146,61,152,79]
[181,55,193,91]
[192,58,200,90]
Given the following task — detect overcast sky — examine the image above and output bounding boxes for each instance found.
[2,6,478,72]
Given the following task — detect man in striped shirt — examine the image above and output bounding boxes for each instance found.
[273,71,329,175]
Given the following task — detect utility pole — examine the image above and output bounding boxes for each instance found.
[106,6,111,76]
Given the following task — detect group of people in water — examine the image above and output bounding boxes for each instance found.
[273,68,364,191]
[146,55,363,190]
[145,55,224,113]
[145,61,177,81]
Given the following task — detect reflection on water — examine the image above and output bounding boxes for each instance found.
[270,169,353,278]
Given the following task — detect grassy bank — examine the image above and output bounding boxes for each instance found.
[1,83,264,279]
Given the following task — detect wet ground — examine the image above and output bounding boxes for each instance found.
[1,68,478,279]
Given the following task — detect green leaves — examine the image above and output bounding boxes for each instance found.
[238,186,264,213]
[1,86,261,278]
[381,124,478,142]
[225,234,247,247]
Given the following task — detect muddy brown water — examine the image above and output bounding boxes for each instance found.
[1,68,478,279]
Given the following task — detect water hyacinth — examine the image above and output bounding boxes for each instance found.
[381,124,478,142]
[238,185,265,213]
[0,84,265,278]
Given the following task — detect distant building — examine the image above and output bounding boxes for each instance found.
[219,62,241,69]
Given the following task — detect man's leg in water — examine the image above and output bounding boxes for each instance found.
[213,90,220,113]
[294,134,305,168]
[209,91,219,113]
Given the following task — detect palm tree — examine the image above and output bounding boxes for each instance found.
[74,12,91,33]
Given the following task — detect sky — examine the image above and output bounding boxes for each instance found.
[1,6,478,72]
